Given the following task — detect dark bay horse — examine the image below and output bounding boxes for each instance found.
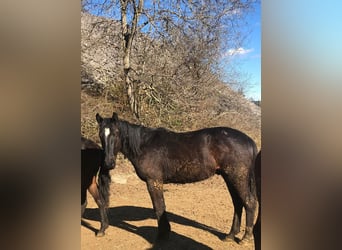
[96,112,259,245]
[81,137,113,236]
[253,151,261,250]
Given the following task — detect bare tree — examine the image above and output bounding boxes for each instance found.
[82,0,257,119]
[120,0,144,118]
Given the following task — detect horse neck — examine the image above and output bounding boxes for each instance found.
[118,120,147,160]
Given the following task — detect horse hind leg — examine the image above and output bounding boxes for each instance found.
[240,161,259,245]
[221,172,243,242]
[221,170,258,245]
[240,190,258,245]
[88,176,109,237]
[146,179,171,242]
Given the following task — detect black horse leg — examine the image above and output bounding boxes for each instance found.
[146,179,170,241]
[240,192,258,245]
[81,188,87,217]
[239,168,259,245]
[253,203,261,250]
[253,151,261,250]
[81,200,87,217]
[221,173,243,242]
[221,170,258,245]
[88,177,109,237]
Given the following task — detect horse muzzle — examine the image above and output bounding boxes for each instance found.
[104,157,116,170]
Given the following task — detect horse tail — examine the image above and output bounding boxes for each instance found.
[254,150,261,201]
[98,166,111,207]
[249,141,258,197]
[248,142,259,226]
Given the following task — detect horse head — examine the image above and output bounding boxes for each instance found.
[96,112,121,170]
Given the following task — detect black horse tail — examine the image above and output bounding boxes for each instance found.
[247,141,259,226]
[98,167,111,207]
[254,150,261,201]
[249,141,259,197]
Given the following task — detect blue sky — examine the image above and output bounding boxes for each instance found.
[223,2,261,101]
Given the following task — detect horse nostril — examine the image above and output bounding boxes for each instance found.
[105,158,115,169]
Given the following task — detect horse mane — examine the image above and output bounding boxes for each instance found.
[118,120,150,158]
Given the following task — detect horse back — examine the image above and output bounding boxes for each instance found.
[207,127,257,165]
[81,136,101,150]
[136,127,256,183]
[81,137,103,193]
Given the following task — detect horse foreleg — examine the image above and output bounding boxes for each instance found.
[88,176,109,237]
[146,179,170,241]
[81,200,87,217]
[81,188,87,217]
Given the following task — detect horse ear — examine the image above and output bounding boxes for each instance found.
[96,113,103,124]
[112,112,119,122]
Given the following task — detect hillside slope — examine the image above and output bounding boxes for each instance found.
[81,12,261,149]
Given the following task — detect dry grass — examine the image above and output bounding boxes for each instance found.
[81,88,261,149]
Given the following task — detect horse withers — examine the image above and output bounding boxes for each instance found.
[81,137,113,236]
[96,112,259,245]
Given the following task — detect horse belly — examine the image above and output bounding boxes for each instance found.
[165,162,216,183]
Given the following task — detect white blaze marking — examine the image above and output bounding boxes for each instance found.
[104,128,110,137]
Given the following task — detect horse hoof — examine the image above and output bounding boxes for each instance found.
[96,231,105,237]
[239,238,253,246]
[156,232,170,242]
[150,241,167,250]
[222,234,239,244]
[156,235,169,242]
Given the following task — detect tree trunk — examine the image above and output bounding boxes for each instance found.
[125,67,138,118]
[120,0,143,119]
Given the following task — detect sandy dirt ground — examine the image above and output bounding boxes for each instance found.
[81,162,254,250]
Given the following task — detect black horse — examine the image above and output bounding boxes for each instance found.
[81,137,113,236]
[96,112,259,245]
[253,151,261,250]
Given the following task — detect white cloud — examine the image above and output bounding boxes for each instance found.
[226,47,254,56]
[228,9,242,16]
